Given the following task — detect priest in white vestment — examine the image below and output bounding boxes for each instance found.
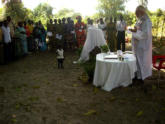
[129,5,152,80]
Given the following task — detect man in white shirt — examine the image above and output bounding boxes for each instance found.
[2,20,12,63]
[98,18,106,38]
[116,15,126,51]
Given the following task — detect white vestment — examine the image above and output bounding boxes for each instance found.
[79,26,107,61]
[131,14,152,80]
[98,23,106,38]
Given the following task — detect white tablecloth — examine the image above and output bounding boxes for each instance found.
[79,26,106,61]
[93,53,137,91]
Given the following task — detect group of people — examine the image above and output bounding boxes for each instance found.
[47,16,86,51]
[97,15,127,52]
[0,5,152,83]
[47,15,127,55]
[0,16,47,64]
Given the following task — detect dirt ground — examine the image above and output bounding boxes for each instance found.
[0,51,165,124]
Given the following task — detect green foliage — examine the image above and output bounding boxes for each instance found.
[77,46,83,57]
[79,47,101,82]
[123,11,136,26]
[33,3,53,26]
[150,9,165,47]
[138,0,148,8]
[54,8,81,21]
[97,0,127,18]
[0,8,3,20]
[3,2,28,23]
[33,3,53,19]
[81,59,96,82]
[91,13,100,21]
[100,45,109,53]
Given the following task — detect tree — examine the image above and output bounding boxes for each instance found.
[55,8,74,18]
[54,8,81,20]
[33,3,53,26]
[1,0,22,3]
[123,11,136,26]
[97,0,127,18]
[33,3,53,19]
[3,0,28,23]
[138,0,148,8]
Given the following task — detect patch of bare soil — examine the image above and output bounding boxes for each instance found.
[0,51,165,124]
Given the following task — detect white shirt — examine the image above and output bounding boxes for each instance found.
[2,26,11,43]
[116,20,126,31]
[57,49,64,59]
[98,23,106,30]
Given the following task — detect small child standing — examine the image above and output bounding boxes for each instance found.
[56,45,64,69]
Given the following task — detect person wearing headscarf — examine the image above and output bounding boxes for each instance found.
[75,16,86,48]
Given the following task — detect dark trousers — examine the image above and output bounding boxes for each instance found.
[57,59,64,69]
[4,42,12,64]
[0,43,4,64]
[117,31,125,52]
[11,39,15,60]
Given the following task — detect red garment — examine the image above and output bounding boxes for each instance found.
[75,22,86,48]
[24,26,30,37]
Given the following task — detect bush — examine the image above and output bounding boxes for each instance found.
[79,47,101,82]
[100,45,109,53]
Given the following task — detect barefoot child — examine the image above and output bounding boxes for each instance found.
[56,45,64,69]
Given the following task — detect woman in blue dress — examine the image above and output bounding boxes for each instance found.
[38,21,47,51]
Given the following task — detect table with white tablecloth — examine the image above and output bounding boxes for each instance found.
[93,53,137,91]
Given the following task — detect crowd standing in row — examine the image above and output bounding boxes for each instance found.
[47,15,127,53]
[0,15,127,65]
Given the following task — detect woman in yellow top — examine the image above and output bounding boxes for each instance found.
[106,17,117,52]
